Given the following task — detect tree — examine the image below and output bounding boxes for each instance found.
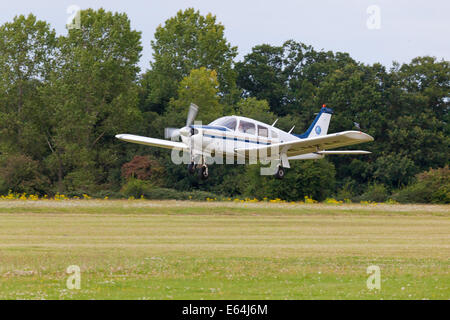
[236,40,355,116]
[236,44,286,113]
[167,67,223,125]
[235,97,276,124]
[145,8,238,113]
[41,9,144,193]
[0,14,57,158]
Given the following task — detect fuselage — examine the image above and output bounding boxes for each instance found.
[183,116,322,160]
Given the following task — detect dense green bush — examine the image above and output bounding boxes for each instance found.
[121,178,219,200]
[121,178,154,198]
[243,160,336,201]
[391,166,450,204]
[357,183,389,203]
[0,154,50,195]
[144,188,219,201]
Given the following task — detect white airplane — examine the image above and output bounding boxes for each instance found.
[116,103,374,180]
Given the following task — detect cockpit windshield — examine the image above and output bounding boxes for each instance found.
[209,117,237,131]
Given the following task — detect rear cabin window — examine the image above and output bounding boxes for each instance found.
[238,120,256,135]
[258,125,268,138]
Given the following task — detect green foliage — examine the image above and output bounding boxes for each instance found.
[121,178,154,198]
[372,154,417,188]
[392,166,450,204]
[358,184,389,203]
[146,8,238,112]
[243,160,336,201]
[37,9,144,193]
[167,68,223,125]
[121,178,219,200]
[0,14,57,157]
[143,188,219,201]
[0,154,50,195]
[236,40,355,116]
[235,98,276,124]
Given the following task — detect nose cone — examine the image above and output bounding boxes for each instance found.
[179,127,191,137]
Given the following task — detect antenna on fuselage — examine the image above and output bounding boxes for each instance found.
[272,119,278,127]
[288,126,295,134]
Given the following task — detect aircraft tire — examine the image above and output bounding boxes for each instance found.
[275,166,285,180]
[198,165,209,180]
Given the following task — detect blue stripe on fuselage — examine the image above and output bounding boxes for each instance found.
[203,134,271,145]
[191,125,229,132]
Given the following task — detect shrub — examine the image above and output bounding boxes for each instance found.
[243,160,336,202]
[392,166,450,204]
[0,154,50,195]
[121,178,154,198]
[121,178,219,200]
[358,183,388,203]
[144,188,219,201]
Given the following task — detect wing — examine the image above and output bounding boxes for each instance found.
[235,131,374,157]
[317,150,371,155]
[116,134,188,151]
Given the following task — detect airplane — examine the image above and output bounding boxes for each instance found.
[116,103,374,180]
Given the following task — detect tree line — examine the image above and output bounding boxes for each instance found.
[0,8,448,203]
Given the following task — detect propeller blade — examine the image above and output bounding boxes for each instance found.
[164,128,180,140]
[186,103,199,127]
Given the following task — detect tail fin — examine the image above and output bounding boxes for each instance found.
[294,106,333,139]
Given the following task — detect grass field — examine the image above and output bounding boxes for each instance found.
[0,200,448,300]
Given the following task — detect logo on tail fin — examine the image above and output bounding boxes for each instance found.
[315,126,322,135]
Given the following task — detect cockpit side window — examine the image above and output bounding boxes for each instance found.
[221,118,237,131]
[211,117,237,131]
[238,120,256,135]
[258,125,268,138]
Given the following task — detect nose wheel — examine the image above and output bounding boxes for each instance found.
[198,165,209,180]
[274,166,285,179]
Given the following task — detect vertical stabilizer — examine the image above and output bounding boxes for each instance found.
[294,106,333,139]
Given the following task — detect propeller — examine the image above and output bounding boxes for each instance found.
[186,103,198,127]
[164,103,199,140]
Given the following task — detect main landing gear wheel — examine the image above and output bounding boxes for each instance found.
[198,165,209,180]
[188,162,196,175]
[274,166,285,180]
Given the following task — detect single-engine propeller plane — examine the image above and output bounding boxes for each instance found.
[116,103,374,180]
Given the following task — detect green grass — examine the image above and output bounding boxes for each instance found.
[0,200,448,300]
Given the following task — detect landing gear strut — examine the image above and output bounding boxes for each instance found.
[198,165,209,180]
[187,162,196,175]
[274,166,285,180]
